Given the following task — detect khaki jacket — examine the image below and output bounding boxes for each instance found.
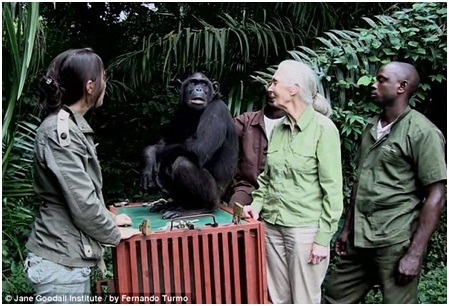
[26,108,120,268]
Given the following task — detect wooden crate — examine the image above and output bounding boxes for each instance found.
[109,204,267,304]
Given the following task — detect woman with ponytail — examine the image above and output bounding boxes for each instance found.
[243,60,343,303]
[25,48,139,302]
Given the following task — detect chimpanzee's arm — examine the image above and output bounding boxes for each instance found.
[184,100,228,167]
[140,142,164,190]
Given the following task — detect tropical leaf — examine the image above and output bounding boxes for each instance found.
[2,2,43,174]
[108,5,336,113]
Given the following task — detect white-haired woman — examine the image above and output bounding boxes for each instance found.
[243,60,343,303]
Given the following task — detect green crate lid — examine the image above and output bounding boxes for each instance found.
[117,205,245,231]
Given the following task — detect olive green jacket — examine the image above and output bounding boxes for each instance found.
[26,108,121,268]
[353,107,446,247]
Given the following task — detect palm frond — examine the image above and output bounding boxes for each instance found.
[109,10,298,85]
[2,2,40,140]
[3,117,39,197]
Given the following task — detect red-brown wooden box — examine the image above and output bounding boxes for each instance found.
[108,203,267,304]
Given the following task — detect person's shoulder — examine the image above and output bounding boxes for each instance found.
[36,110,81,145]
[36,113,57,135]
[313,110,337,130]
[235,110,262,122]
[408,109,435,125]
[407,109,441,134]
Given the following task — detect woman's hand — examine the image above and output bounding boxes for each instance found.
[115,213,132,226]
[242,205,259,220]
[119,227,141,240]
[308,242,329,265]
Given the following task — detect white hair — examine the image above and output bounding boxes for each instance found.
[275,60,331,116]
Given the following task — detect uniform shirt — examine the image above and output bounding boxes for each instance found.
[251,105,343,246]
[353,106,447,248]
[232,109,269,198]
[26,108,121,267]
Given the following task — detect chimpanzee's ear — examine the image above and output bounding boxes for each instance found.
[174,79,183,94]
[212,81,220,95]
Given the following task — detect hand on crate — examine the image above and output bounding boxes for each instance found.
[115,213,132,226]
[242,205,259,220]
[119,227,141,240]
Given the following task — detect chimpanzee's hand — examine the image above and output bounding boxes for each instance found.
[140,145,159,190]
[141,164,156,190]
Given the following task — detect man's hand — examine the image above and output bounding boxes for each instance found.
[334,228,349,256]
[395,252,422,286]
[242,205,259,220]
[309,242,329,265]
[119,227,141,240]
[395,182,445,286]
[115,213,132,227]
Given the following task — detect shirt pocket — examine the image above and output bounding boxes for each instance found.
[290,145,317,173]
[380,150,399,164]
[375,149,410,190]
[79,231,103,261]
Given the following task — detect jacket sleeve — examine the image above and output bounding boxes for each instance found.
[250,168,269,214]
[233,114,246,138]
[233,113,253,193]
[314,123,344,246]
[44,129,121,246]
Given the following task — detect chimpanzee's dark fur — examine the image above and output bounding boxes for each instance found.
[140,73,238,219]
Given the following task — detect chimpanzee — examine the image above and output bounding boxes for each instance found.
[140,73,238,219]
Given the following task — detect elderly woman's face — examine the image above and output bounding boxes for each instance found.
[267,68,295,109]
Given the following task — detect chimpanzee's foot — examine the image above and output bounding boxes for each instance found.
[162,208,183,219]
[148,198,174,213]
[161,207,216,219]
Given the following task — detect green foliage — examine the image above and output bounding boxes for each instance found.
[364,288,383,304]
[2,261,34,300]
[2,2,44,292]
[89,248,114,294]
[108,3,389,116]
[2,115,40,271]
[418,264,447,304]
[287,2,446,109]
[422,205,447,274]
[109,8,299,116]
[2,2,44,171]
[2,118,39,197]
[276,2,446,207]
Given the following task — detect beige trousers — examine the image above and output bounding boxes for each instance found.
[264,222,330,304]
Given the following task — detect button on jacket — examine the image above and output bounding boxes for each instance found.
[26,109,121,268]
[353,106,447,248]
[252,105,343,246]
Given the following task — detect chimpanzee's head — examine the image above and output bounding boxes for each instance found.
[175,73,220,111]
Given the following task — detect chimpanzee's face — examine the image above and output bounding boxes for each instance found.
[181,73,216,111]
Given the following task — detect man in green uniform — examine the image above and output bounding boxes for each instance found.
[324,61,446,303]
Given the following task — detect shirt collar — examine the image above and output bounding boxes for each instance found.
[250,108,266,127]
[72,112,94,134]
[281,104,315,131]
[368,105,412,126]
